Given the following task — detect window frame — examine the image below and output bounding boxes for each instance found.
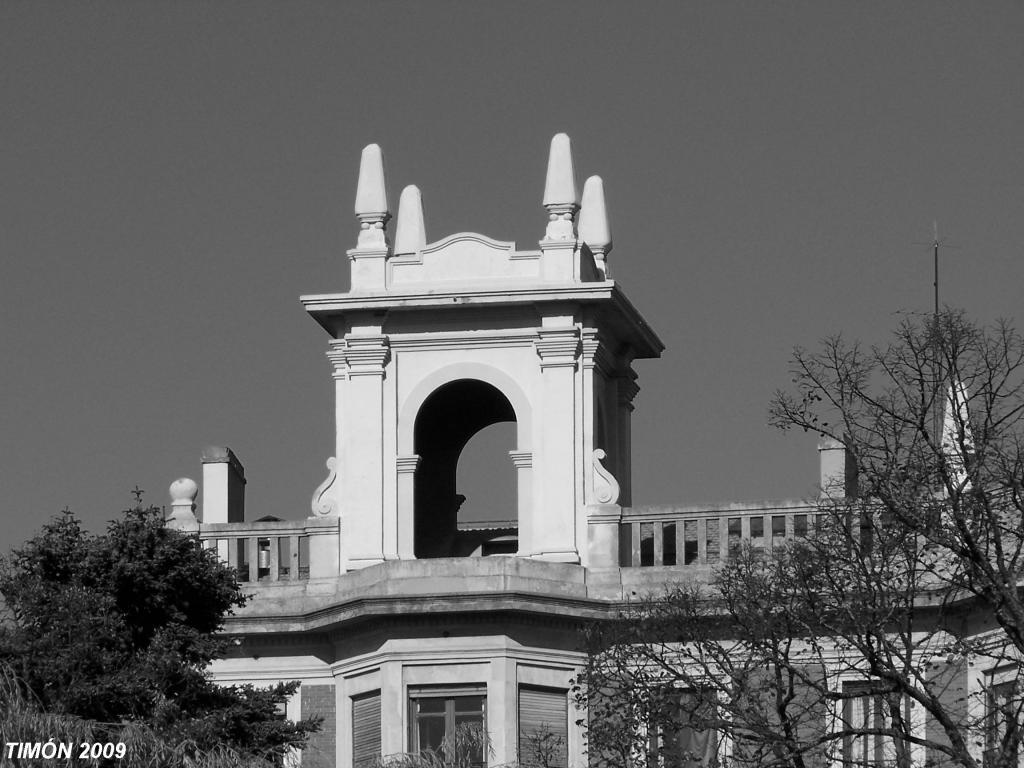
[407,685,487,762]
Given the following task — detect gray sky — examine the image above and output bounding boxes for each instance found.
[2,2,1023,552]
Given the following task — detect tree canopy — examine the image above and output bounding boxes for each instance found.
[0,505,319,763]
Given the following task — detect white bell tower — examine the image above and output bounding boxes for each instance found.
[301,134,662,571]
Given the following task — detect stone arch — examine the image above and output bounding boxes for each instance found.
[398,363,532,454]
[399,364,533,559]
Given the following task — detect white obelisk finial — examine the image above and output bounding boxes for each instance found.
[354,143,390,248]
[579,175,612,277]
[542,133,579,240]
[941,378,973,488]
[394,185,426,255]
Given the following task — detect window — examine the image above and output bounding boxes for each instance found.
[771,515,787,548]
[794,514,808,538]
[985,680,1019,768]
[519,686,568,768]
[684,520,699,564]
[750,517,765,555]
[640,523,655,566]
[409,687,486,765]
[650,689,718,768]
[663,523,677,566]
[727,518,742,552]
[353,690,381,768]
[840,682,905,767]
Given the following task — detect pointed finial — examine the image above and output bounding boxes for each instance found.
[579,175,612,277]
[941,378,973,487]
[394,185,426,255]
[354,143,390,248]
[542,133,579,240]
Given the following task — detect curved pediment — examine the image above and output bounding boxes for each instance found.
[389,232,541,286]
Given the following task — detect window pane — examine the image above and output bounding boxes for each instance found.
[663,690,717,768]
[640,523,654,566]
[684,520,698,564]
[417,715,446,751]
[727,518,741,552]
[453,695,485,715]
[663,523,677,566]
[417,697,446,714]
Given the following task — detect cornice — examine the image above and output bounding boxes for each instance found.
[222,589,612,636]
[301,282,663,360]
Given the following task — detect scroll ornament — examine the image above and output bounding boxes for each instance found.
[311,457,338,517]
[592,449,620,505]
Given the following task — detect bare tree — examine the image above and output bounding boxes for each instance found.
[581,311,1023,768]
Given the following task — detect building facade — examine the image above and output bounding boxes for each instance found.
[164,136,1019,768]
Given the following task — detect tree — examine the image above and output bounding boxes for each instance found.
[580,310,1023,768]
[0,505,320,763]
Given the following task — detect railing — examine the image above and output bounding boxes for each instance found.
[620,502,818,567]
[198,517,339,582]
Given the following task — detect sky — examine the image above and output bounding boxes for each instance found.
[2,1,1023,553]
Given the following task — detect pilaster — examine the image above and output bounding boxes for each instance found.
[395,455,420,559]
[508,450,533,555]
[338,334,391,569]
[533,327,581,562]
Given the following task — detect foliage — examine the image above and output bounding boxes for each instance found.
[372,722,489,768]
[580,311,1024,768]
[0,505,319,761]
[0,661,285,768]
[369,721,564,768]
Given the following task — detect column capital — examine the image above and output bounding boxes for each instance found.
[396,454,421,474]
[580,330,613,374]
[535,328,580,369]
[616,368,640,411]
[342,334,391,377]
[326,340,348,380]
[508,450,533,469]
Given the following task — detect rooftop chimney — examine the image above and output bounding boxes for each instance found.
[201,446,246,523]
[818,437,858,499]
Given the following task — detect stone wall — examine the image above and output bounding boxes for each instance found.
[301,684,336,768]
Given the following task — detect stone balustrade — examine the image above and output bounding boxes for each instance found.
[620,500,818,567]
[198,517,339,583]
[191,500,829,582]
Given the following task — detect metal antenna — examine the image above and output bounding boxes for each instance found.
[913,222,957,442]
[932,220,940,318]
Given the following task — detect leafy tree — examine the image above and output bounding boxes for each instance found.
[0,505,319,762]
[580,310,1023,768]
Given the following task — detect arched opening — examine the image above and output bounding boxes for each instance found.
[414,379,518,558]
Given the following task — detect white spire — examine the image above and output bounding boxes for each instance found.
[394,185,426,255]
[542,133,579,240]
[941,378,973,487]
[354,143,390,248]
[579,175,612,277]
